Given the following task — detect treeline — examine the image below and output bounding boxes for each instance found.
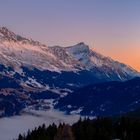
[16,117,140,140]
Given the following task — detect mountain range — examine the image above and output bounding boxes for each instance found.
[0,27,139,117]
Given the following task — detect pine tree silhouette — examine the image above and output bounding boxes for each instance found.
[54,124,75,140]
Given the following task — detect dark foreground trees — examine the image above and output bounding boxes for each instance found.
[16,117,140,140]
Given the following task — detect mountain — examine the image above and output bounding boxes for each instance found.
[0,27,139,80]
[66,42,139,81]
[55,77,140,116]
[0,27,82,72]
[0,26,139,117]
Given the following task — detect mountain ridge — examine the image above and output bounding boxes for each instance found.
[55,77,140,116]
[0,26,139,78]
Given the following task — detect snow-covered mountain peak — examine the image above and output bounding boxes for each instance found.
[0,27,46,47]
[65,42,139,79]
[66,42,90,55]
[0,27,18,41]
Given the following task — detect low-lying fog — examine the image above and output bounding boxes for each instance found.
[0,109,80,140]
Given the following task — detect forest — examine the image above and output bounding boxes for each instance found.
[16,116,140,140]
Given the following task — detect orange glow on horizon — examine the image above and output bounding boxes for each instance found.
[94,42,140,72]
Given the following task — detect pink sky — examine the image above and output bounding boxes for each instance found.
[0,0,140,71]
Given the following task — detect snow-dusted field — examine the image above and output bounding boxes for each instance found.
[0,109,80,140]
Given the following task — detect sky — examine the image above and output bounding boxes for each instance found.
[0,0,140,71]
